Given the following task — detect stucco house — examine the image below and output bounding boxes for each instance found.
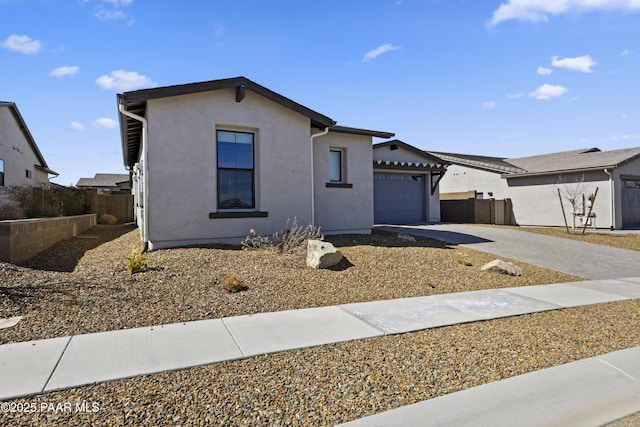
[117,76,402,250]
[373,140,448,224]
[76,173,131,194]
[0,102,57,191]
[430,147,640,229]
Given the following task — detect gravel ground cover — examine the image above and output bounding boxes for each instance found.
[2,224,639,426]
[1,224,581,345]
[2,299,639,426]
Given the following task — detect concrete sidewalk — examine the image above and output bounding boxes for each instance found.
[1,276,640,426]
[378,224,640,280]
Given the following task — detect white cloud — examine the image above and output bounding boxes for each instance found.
[551,55,597,73]
[1,34,42,54]
[482,101,496,109]
[488,0,640,26]
[363,44,399,62]
[611,134,640,141]
[102,0,133,5]
[49,65,80,78]
[94,0,134,22]
[69,122,85,131]
[96,70,156,91]
[92,118,118,129]
[507,92,524,99]
[529,84,568,100]
[537,66,553,75]
[621,49,633,56]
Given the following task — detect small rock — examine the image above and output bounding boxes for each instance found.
[397,233,416,242]
[0,316,22,330]
[306,240,343,269]
[481,259,523,276]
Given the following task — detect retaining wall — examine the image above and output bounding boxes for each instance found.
[0,214,97,264]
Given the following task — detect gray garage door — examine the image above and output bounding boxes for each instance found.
[621,177,640,228]
[374,173,426,224]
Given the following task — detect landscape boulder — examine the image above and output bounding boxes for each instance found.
[397,233,416,242]
[481,259,523,276]
[306,240,343,269]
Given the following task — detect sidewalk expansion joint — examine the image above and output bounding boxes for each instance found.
[336,305,389,335]
[221,318,246,357]
[595,357,640,384]
[41,336,73,393]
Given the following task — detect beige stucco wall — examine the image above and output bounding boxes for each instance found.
[0,106,49,190]
[506,171,612,228]
[438,164,511,199]
[313,132,373,234]
[612,158,640,229]
[373,144,425,163]
[144,89,317,248]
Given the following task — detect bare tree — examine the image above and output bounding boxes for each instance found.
[553,175,591,234]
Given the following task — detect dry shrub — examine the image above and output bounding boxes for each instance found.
[221,274,248,293]
[241,217,323,254]
[98,213,118,225]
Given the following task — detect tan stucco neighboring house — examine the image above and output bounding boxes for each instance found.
[0,102,57,191]
[373,140,448,224]
[76,173,131,193]
[430,147,640,229]
[117,76,396,250]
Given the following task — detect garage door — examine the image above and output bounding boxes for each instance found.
[621,177,640,228]
[374,173,426,224]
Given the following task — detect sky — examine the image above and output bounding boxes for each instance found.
[1,0,640,186]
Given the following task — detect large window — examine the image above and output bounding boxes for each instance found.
[0,159,4,186]
[217,130,254,209]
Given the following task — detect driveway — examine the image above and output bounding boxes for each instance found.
[378,224,640,280]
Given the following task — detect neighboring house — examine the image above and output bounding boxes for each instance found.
[76,173,131,193]
[117,76,397,250]
[430,147,640,229]
[0,102,57,191]
[373,140,448,224]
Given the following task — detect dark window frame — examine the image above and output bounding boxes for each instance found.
[329,149,343,183]
[216,130,255,210]
[0,159,4,186]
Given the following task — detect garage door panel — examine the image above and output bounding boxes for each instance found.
[374,173,426,224]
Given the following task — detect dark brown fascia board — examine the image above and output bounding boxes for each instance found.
[500,166,620,180]
[119,76,336,129]
[0,102,53,172]
[373,139,450,165]
[329,125,394,139]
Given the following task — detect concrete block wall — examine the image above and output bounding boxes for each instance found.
[0,214,97,264]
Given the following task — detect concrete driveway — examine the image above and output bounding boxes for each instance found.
[378,224,640,280]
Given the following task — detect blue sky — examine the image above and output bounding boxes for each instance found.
[2,0,639,186]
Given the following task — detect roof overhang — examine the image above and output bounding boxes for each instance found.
[373,159,448,172]
[501,166,618,179]
[330,125,394,139]
[118,76,338,168]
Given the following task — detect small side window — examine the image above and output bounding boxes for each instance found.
[26,169,32,179]
[329,149,343,182]
[0,159,4,186]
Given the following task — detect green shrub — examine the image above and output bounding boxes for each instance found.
[221,274,248,293]
[127,245,148,274]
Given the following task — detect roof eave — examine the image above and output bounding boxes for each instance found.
[329,125,394,139]
[501,165,618,179]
